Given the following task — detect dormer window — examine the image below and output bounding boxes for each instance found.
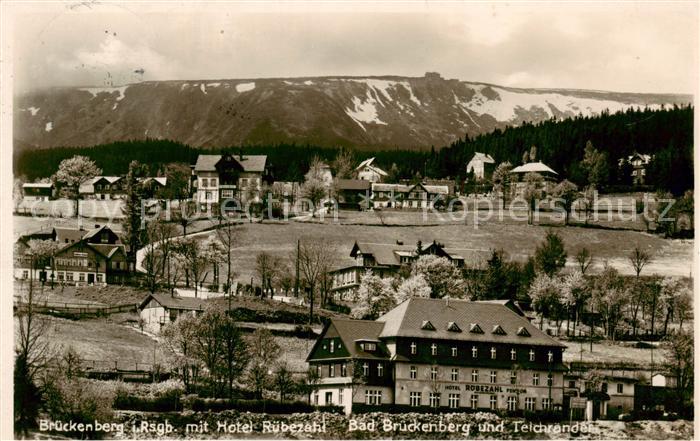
[410,342,417,354]
[469,323,483,334]
[490,347,497,359]
[447,322,461,332]
[517,327,531,337]
[421,321,436,331]
[492,325,507,335]
[360,342,377,352]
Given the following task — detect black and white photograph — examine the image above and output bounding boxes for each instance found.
[1,1,696,439]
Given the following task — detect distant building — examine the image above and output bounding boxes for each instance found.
[466,153,496,181]
[22,182,53,201]
[14,224,128,285]
[138,293,208,334]
[315,162,334,187]
[79,176,125,200]
[356,158,388,183]
[618,152,653,185]
[329,240,468,300]
[510,161,558,197]
[564,372,638,420]
[335,179,371,210]
[192,153,268,206]
[371,183,450,209]
[306,298,567,414]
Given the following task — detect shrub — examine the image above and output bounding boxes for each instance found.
[42,378,116,438]
[184,398,344,414]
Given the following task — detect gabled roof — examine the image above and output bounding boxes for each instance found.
[376,298,565,347]
[139,177,168,186]
[417,184,449,195]
[54,227,88,244]
[336,179,371,191]
[350,242,416,266]
[468,152,495,164]
[372,183,411,193]
[511,161,558,175]
[138,293,209,311]
[356,157,388,176]
[93,176,123,184]
[194,154,267,173]
[307,318,388,361]
[89,243,125,259]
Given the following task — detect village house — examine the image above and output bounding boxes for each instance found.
[138,293,208,334]
[22,182,54,201]
[192,153,268,206]
[329,240,469,300]
[356,158,388,182]
[510,161,559,197]
[79,176,125,200]
[564,371,638,420]
[306,298,567,415]
[335,179,371,210]
[14,225,129,285]
[370,183,450,209]
[618,152,653,185]
[466,152,496,181]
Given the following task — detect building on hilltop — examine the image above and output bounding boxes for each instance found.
[192,153,268,207]
[306,297,567,414]
[14,224,129,285]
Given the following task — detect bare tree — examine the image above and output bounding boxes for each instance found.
[628,247,652,278]
[273,362,296,402]
[575,248,593,274]
[296,239,337,324]
[256,252,281,298]
[215,219,239,297]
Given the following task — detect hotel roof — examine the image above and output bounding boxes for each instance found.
[194,154,267,173]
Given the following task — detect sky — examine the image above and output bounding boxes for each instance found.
[8,1,699,95]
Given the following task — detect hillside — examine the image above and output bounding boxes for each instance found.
[14,72,691,150]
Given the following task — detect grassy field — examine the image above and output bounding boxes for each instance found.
[562,339,667,366]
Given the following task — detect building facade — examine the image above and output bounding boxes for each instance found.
[356,158,388,183]
[22,183,54,201]
[307,298,567,414]
[466,152,496,181]
[370,183,450,209]
[138,293,207,334]
[192,153,268,206]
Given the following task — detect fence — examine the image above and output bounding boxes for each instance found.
[14,300,138,317]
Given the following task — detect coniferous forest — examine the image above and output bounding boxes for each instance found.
[13,105,693,195]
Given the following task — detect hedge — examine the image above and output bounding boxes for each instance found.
[185,398,344,414]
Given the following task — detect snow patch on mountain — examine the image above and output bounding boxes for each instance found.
[343,79,422,108]
[207,82,221,88]
[200,84,207,94]
[236,82,255,93]
[79,86,128,101]
[24,107,40,116]
[303,80,314,86]
[345,89,388,130]
[45,122,53,132]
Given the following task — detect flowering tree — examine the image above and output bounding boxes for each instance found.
[412,255,466,299]
[53,155,102,217]
[528,273,562,331]
[395,274,431,303]
[351,270,396,319]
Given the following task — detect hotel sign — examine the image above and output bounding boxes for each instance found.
[444,384,529,394]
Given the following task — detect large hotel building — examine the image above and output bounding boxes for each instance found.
[307,298,566,414]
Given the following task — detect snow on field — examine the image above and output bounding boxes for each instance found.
[180,83,189,90]
[303,80,314,86]
[45,122,53,132]
[345,89,388,130]
[206,82,221,87]
[27,107,40,116]
[236,82,256,93]
[461,84,657,122]
[79,86,129,101]
[200,84,207,94]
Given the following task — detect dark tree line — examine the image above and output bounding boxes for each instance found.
[14,105,693,195]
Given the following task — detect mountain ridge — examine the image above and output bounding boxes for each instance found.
[14,72,692,151]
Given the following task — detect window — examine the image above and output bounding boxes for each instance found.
[511,348,517,360]
[617,383,624,394]
[317,365,322,377]
[211,178,217,187]
[22,270,29,279]
[409,392,421,407]
[507,396,517,411]
[341,363,347,377]
[377,364,383,377]
[490,347,497,359]
[430,367,438,380]
[57,272,64,281]
[431,343,437,355]
[451,347,458,357]
[330,340,334,353]
[490,371,497,384]
[96,274,103,283]
[361,342,376,351]
[365,390,382,405]
[490,395,497,410]
[548,351,554,362]
[338,389,344,404]
[472,346,478,358]
[471,369,479,382]
[451,368,459,382]
[470,394,479,409]
[222,189,233,198]
[66,272,74,282]
[410,342,417,354]
[510,371,518,385]
[529,349,535,361]
[410,366,417,379]
[325,391,332,405]
[525,397,536,411]
[602,382,608,393]
[429,393,440,408]
[547,373,553,387]
[78,273,85,282]
[568,380,576,389]
[532,373,540,386]
[448,394,460,409]
[329,365,335,377]
[205,191,212,200]
[313,391,318,405]
[542,398,551,410]
[362,363,369,377]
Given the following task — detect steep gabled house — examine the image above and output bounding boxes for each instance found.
[138,293,208,334]
[466,152,496,181]
[192,153,268,206]
[356,158,388,183]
